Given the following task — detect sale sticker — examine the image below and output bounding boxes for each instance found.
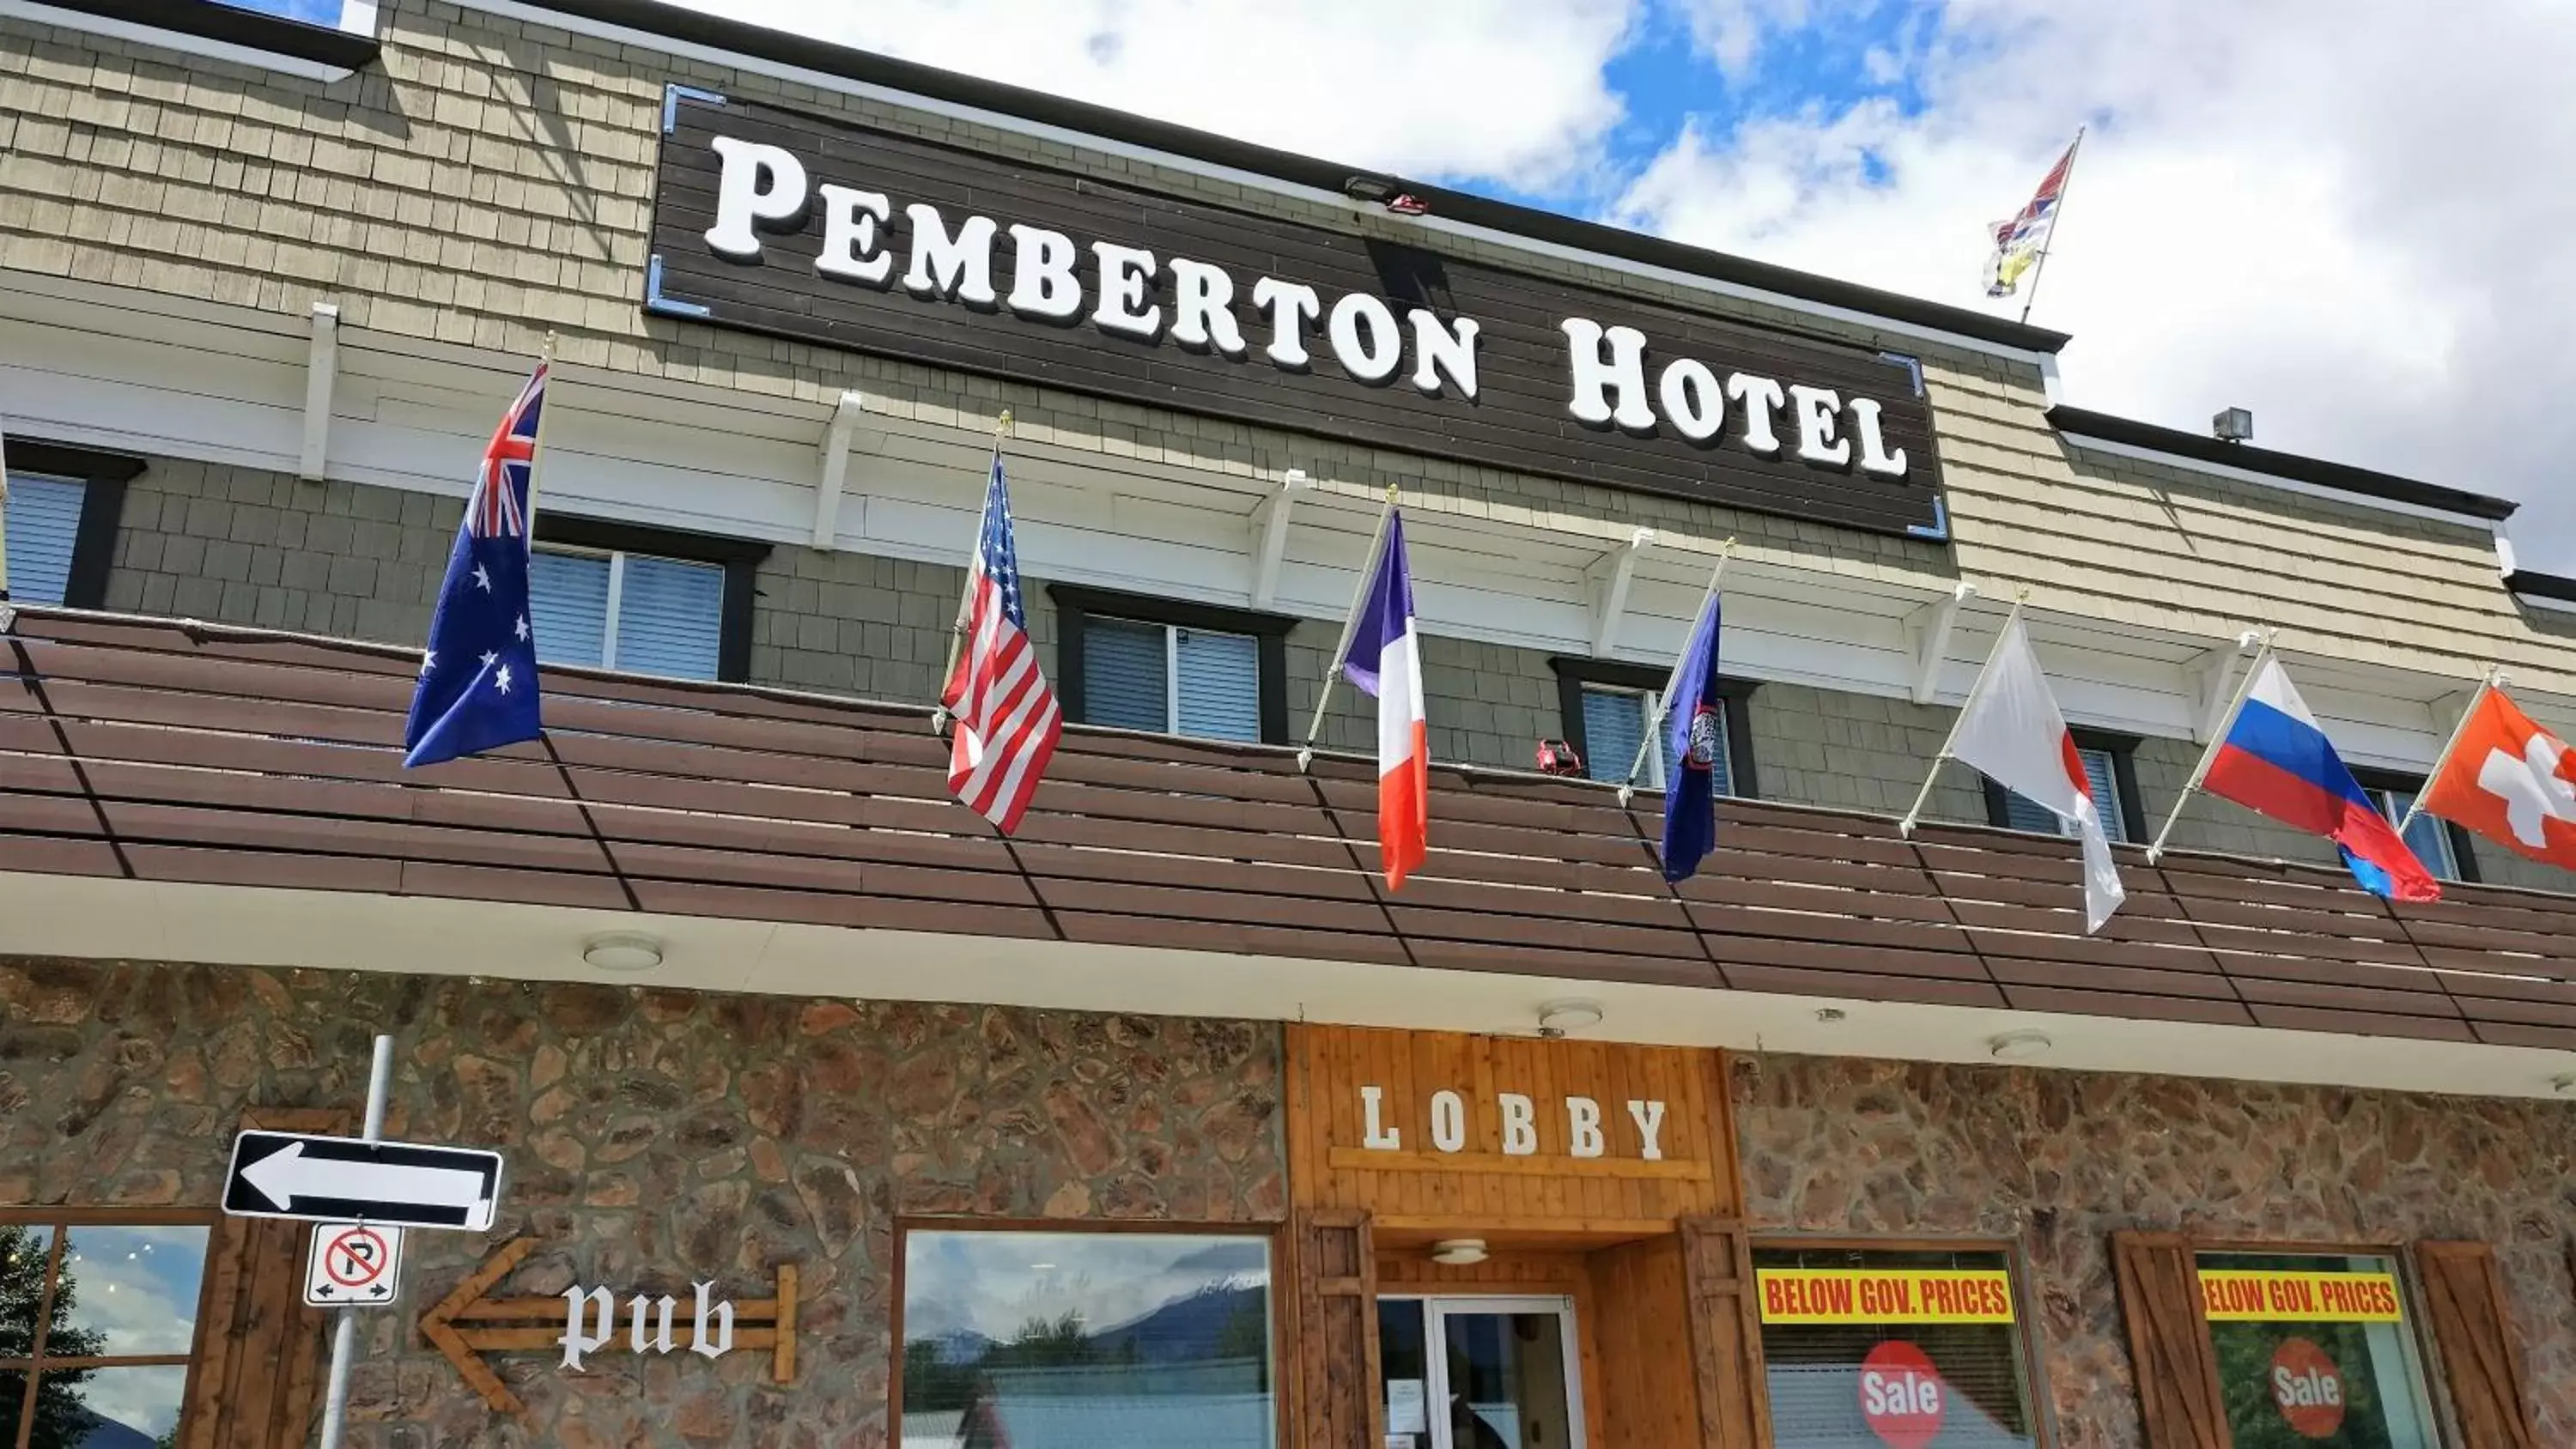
[1857,1341,1947,1449]
[2269,1337,2348,1438]
[1758,1268,2016,1324]
[2199,1270,2403,1323]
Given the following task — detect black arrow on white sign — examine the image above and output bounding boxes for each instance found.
[224,1131,504,1232]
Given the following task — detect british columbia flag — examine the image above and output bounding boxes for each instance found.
[941,456,1061,834]
[404,364,547,767]
[1984,138,2077,297]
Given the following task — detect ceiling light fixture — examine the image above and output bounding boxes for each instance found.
[581,932,665,973]
[1431,1239,1489,1266]
[1987,1030,2053,1063]
[1536,999,1605,1038]
[1815,1008,1848,1023]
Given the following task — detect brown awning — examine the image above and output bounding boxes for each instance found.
[3,608,2573,1051]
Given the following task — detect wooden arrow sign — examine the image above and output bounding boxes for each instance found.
[421,1237,799,1414]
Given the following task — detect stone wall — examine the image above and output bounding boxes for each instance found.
[0,959,1286,1448]
[1735,1052,2576,1449]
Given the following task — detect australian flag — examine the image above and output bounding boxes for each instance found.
[404,365,547,768]
[1660,585,1726,882]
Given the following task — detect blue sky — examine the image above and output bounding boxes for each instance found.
[213,0,352,26]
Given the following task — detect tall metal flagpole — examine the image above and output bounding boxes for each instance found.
[1897,591,2025,838]
[2017,126,2086,327]
[2146,627,2277,863]
[0,417,13,603]
[933,411,1012,736]
[520,332,562,531]
[1297,483,1403,771]
[2396,667,2505,839]
[1618,539,1735,803]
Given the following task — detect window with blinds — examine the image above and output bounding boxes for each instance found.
[1755,1246,2038,1449]
[2364,784,2459,881]
[1581,684,1727,795]
[1078,616,1262,743]
[2001,745,2126,841]
[3,474,88,607]
[527,545,724,681]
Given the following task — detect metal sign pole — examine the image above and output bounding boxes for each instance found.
[315,1034,394,1449]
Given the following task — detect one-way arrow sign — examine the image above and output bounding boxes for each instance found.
[225,1131,504,1232]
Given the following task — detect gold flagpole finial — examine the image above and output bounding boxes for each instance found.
[2015,585,2032,602]
[1719,536,1738,555]
[996,409,1013,437]
[1384,483,1400,506]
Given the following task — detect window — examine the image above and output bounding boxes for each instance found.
[1551,658,1758,797]
[2,442,138,610]
[1052,586,1292,745]
[2356,778,2475,883]
[527,518,766,683]
[897,1228,1277,1449]
[2,1215,214,1449]
[2196,1251,2440,1448]
[32,0,380,80]
[1987,729,2144,842]
[1754,1246,2040,1449]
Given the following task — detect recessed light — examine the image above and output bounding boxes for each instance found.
[582,933,665,973]
[1988,1030,2053,1063]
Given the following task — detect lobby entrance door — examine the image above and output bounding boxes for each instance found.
[1378,1295,1586,1449]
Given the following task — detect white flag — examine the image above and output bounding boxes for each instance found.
[1951,614,2125,932]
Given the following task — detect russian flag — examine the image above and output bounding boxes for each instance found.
[2207,658,2439,900]
[1342,512,1428,889]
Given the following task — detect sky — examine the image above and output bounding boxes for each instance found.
[617,0,2575,570]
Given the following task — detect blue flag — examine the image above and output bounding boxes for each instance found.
[1659,586,1726,882]
[404,366,549,768]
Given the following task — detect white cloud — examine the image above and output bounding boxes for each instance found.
[1619,0,2576,565]
[701,0,1642,188]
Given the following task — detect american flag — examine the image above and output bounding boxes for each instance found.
[404,363,548,768]
[941,456,1060,833]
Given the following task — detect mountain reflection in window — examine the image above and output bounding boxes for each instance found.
[900,1231,1276,1449]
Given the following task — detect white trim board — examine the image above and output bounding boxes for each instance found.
[454,0,2057,371]
[0,1,361,82]
[0,870,2567,1101]
[2056,430,2508,533]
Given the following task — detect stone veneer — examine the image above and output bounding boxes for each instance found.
[1734,1052,2576,1449]
[0,960,1285,1448]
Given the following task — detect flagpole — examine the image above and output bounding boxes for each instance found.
[2146,627,2275,863]
[933,410,1012,735]
[0,419,13,603]
[2397,667,2504,838]
[1297,484,1402,771]
[1897,591,2025,837]
[520,331,562,531]
[2017,125,2086,327]
[1618,539,1735,802]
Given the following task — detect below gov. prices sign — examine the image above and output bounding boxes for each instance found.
[2198,1270,2403,1322]
[1756,1268,2016,1324]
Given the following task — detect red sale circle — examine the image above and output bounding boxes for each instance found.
[1857,1340,1947,1449]
[2269,1337,2347,1439]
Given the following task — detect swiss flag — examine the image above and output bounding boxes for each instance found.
[2421,688,2576,869]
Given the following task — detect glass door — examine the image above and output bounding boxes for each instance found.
[1379,1296,1585,1449]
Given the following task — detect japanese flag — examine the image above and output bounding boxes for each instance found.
[1950,615,2125,932]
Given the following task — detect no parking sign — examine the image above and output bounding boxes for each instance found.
[305,1221,406,1307]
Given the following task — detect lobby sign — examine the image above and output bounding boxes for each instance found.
[2198,1269,2403,1322]
[1757,1268,2017,1325]
[646,88,1950,538]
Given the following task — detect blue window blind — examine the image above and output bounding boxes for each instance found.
[528,549,610,669]
[2377,786,2458,881]
[1582,686,1716,794]
[2003,746,2125,841]
[1174,627,1261,742]
[5,475,86,607]
[614,554,724,681]
[1083,617,1168,732]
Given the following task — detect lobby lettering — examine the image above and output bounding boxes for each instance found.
[1355,1086,1668,1160]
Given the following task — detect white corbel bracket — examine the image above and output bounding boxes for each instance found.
[298,301,339,482]
[1584,527,1656,658]
[1904,581,1975,705]
[2185,629,2265,742]
[1249,469,1313,610]
[812,390,866,549]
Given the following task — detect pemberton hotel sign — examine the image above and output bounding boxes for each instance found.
[645,88,1949,537]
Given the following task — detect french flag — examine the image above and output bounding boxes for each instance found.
[2207,658,2439,901]
[1343,512,1428,889]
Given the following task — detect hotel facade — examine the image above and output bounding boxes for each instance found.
[2,3,2573,1447]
